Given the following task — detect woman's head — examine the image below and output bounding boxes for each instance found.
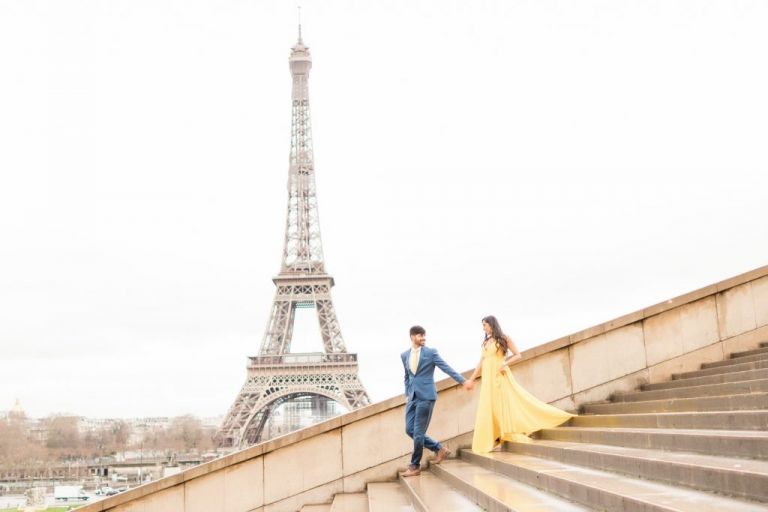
[482,315,508,352]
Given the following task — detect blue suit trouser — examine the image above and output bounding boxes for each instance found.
[405,397,441,467]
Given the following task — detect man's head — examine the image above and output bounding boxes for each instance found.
[409,325,426,348]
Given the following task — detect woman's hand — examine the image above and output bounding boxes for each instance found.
[497,364,507,375]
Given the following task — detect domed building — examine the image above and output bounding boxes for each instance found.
[8,398,26,421]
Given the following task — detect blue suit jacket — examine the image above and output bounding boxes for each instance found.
[402,346,465,401]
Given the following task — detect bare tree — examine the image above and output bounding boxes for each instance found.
[168,415,203,451]
[109,420,131,452]
[42,415,81,458]
[1,414,217,479]
[0,418,28,464]
[0,416,46,473]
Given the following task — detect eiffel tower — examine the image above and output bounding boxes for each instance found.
[216,27,370,449]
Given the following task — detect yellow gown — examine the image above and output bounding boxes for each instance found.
[471,340,574,453]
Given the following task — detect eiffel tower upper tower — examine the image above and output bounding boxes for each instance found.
[216,27,370,449]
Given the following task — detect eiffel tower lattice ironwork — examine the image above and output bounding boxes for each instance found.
[216,29,370,449]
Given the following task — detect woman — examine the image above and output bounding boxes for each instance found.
[468,315,574,453]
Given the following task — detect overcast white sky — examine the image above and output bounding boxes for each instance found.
[1,0,767,420]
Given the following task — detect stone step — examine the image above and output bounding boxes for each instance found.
[331,492,369,512]
[504,438,768,501]
[461,450,768,512]
[583,392,768,414]
[301,505,332,512]
[398,470,482,512]
[643,368,768,391]
[572,409,768,430]
[702,353,768,370]
[430,459,592,512]
[367,482,416,512]
[539,427,768,459]
[732,346,768,359]
[673,360,768,381]
[615,378,768,402]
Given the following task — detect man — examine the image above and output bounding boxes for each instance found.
[400,325,473,477]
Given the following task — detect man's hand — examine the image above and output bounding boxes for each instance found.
[463,380,475,391]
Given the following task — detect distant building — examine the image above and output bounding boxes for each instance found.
[1,398,27,421]
[199,416,224,430]
[9,399,26,420]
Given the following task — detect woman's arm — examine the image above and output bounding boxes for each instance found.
[469,356,483,381]
[501,336,522,368]
[463,356,483,390]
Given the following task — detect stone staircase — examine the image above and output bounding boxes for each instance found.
[300,341,768,511]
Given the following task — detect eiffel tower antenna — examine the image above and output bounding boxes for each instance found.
[297,6,302,43]
[216,27,370,449]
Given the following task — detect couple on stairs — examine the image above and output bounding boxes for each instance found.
[399,316,574,477]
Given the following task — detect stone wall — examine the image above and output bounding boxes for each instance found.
[77,265,768,512]
[538,266,768,411]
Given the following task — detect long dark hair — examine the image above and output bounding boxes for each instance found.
[482,315,508,354]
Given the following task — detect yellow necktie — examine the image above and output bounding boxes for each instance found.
[409,349,419,374]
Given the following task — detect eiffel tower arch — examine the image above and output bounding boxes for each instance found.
[216,27,370,449]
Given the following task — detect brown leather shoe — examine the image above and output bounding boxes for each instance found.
[431,446,450,464]
[399,465,421,477]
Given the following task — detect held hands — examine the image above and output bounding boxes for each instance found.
[463,379,476,391]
